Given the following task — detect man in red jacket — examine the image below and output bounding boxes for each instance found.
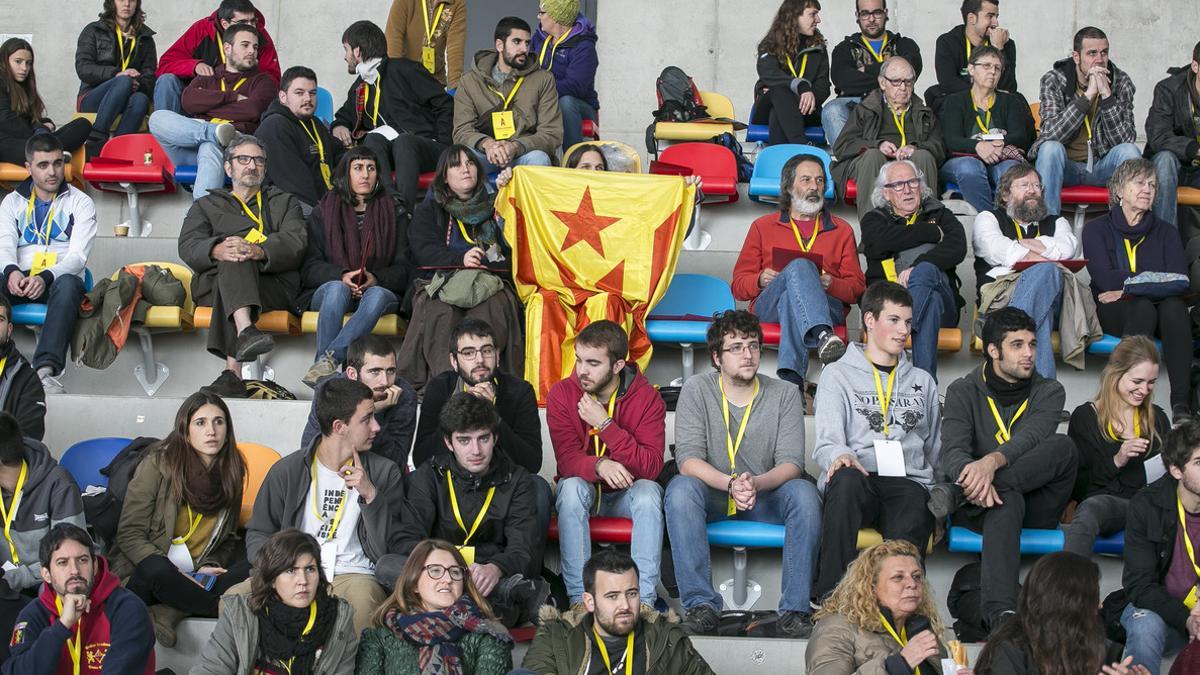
[732,154,866,391]
[547,320,666,608]
[148,23,276,200]
[154,0,281,115]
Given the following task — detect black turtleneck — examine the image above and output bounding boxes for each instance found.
[983,360,1032,406]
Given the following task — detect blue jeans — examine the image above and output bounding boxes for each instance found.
[78,76,150,137]
[470,148,552,175]
[5,273,85,375]
[148,110,225,200]
[906,262,958,380]
[1005,262,1063,377]
[939,156,1019,214]
[558,95,598,153]
[555,476,663,605]
[1151,150,1200,227]
[754,259,843,382]
[821,96,860,146]
[310,281,398,363]
[152,74,186,115]
[664,474,821,612]
[1034,141,1142,215]
[1121,604,1187,675]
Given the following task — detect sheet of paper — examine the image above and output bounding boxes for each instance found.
[2,561,17,572]
[368,126,399,142]
[873,440,906,478]
[1144,454,1167,484]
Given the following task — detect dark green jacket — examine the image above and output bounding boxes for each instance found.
[521,605,716,675]
[356,623,513,675]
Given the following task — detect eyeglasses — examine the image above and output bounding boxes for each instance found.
[456,345,496,360]
[970,62,1002,72]
[1010,181,1043,193]
[883,178,922,192]
[230,155,266,167]
[723,342,762,355]
[424,564,466,581]
[857,9,887,19]
[882,76,915,88]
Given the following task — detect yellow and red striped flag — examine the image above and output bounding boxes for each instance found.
[497,166,695,402]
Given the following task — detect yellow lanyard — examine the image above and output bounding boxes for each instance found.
[861,34,889,63]
[283,601,318,673]
[593,626,635,675]
[974,93,995,134]
[219,77,247,93]
[26,192,58,247]
[491,77,525,111]
[1123,237,1144,273]
[116,27,136,71]
[421,0,446,45]
[789,217,819,253]
[170,503,203,546]
[236,192,266,236]
[1107,409,1141,442]
[299,119,333,190]
[216,27,226,64]
[1013,219,1039,241]
[456,219,476,246]
[720,376,759,516]
[446,471,496,546]
[590,389,619,457]
[1177,495,1200,608]
[891,107,908,147]
[368,80,382,126]
[879,612,921,675]
[873,366,897,436]
[785,53,810,79]
[0,458,25,565]
[1083,114,1093,141]
[982,368,1029,444]
[311,459,349,541]
[54,595,83,675]
[965,35,989,62]
[539,28,577,70]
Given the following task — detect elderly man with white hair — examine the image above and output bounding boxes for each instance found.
[831,56,946,218]
[858,159,966,379]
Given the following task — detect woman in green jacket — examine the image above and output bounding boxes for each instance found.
[108,391,247,646]
[357,539,514,675]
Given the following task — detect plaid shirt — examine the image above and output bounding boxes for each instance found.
[1029,59,1137,160]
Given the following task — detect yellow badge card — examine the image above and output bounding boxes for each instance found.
[492,111,516,140]
[319,163,332,190]
[458,545,475,566]
[727,496,737,517]
[30,252,57,276]
[244,229,268,245]
[422,45,436,72]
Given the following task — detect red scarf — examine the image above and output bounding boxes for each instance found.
[318,192,396,275]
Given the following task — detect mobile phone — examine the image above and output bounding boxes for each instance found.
[189,572,217,591]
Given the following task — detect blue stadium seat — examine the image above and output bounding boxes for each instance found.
[11,269,94,327]
[746,100,827,147]
[646,274,734,381]
[315,87,334,126]
[1088,334,1162,356]
[947,525,1125,555]
[173,166,232,191]
[60,437,131,490]
[706,521,785,611]
[748,144,835,203]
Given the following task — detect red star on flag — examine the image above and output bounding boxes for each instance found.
[553,187,621,256]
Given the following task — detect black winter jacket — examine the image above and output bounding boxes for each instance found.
[1124,475,1192,634]
[74,20,157,99]
[0,340,44,441]
[929,24,1019,108]
[830,31,923,98]
[332,57,454,145]
[408,191,511,278]
[859,196,966,309]
[1145,65,1200,163]
[753,41,830,107]
[830,90,946,189]
[256,100,347,207]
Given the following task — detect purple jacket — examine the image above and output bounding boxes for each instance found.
[531,14,600,111]
[1082,206,1188,299]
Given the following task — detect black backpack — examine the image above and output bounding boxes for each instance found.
[712,132,754,184]
[651,66,708,124]
[81,436,160,548]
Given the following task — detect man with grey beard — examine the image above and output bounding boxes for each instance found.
[731,154,866,390]
[972,164,1079,377]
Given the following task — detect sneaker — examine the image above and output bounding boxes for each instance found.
[302,352,339,389]
[928,482,963,519]
[202,369,247,398]
[39,373,65,395]
[234,326,274,362]
[214,122,237,147]
[522,579,552,625]
[776,610,814,639]
[681,604,720,636]
[148,604,186,647]
[815,329,846,365]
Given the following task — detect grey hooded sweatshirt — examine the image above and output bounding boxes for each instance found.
[813,343,942,492]
[0,439,85,594]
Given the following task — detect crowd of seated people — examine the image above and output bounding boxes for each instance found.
[7,0,1200,673]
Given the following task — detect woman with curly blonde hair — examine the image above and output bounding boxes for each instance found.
[807,540,955,675]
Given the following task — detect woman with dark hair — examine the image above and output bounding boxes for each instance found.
[564,144,607,171]
[976,552,1138,675]
[398,143,524,390]
[297,146,411,387]
[1065,336,1169,555]
[752,0,830,145]
[74,0,157,155]
[357,539,513,674]
[0,38,91,165]
[1083,158,1193,422]
[191,529,359,675]
[108,391,248,647]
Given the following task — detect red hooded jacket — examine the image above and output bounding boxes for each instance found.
[156,9,281,83]
[547,365,666,487]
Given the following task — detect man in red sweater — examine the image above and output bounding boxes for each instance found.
[732,154,866,388]
[546,320,666,608]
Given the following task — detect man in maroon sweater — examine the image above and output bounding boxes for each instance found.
[148,23,275,200]
[546,320,666,607]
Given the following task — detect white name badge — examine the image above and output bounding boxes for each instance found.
[166,542,194,573]
[2,561,16,572]
[942,659,964,674]
[873,439,907,477]
[321,541,338,582]
[1144,454,1167,485]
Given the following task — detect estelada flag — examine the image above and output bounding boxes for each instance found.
[497,166,695,402]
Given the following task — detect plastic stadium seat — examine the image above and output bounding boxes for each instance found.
[948,525,1125,555]
[855,327,963,352]
[315,87,334,126]
[1,152,83,186]
[83,134,176,237]
[300,312,406,337]
[1061,186,1110,205]
[646,274,735,380]
[192,307,300,335]
[174,165,232,191]
[580,118,599,140]
[547,516,633,544]
[11,269,94,327]
[654,91,736,145]
[238,442,282,526]
[1087,334,1162,356]
[856,527,934,553]
[844,178,859,205]
[748,144,835,203]
[761,323,847,346]
[72,111,147,133]
[60,437,132,490]
[418,172,434,190]
[653,143,738,205]
[1179,187,1200,206]
[746,99,827,147]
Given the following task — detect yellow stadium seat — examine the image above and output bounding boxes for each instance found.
[299,312,406,337]
[1178,187,1200,206]
[859,328,962,352]
[654,91,736,143]
[238,442,282,526]
[856,528,934,553]
[193,307,300,335]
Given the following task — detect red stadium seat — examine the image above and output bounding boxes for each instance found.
[83,134,175,237]
[547,516,633,544]
[650,142,738,205]
[580,118,599,140]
